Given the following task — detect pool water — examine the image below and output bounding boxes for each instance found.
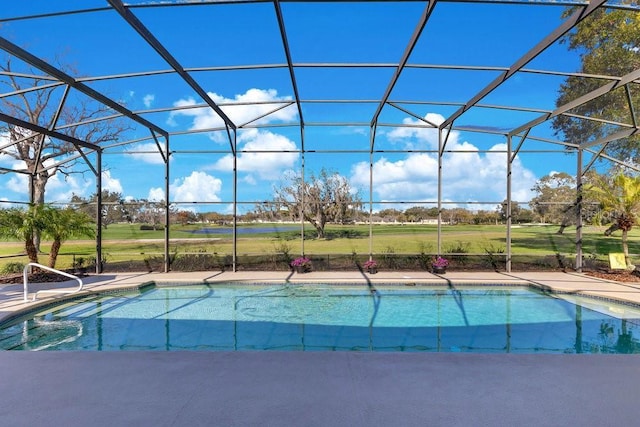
[1,284,640,353]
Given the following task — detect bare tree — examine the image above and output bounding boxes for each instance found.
[71,191,132,229]
[273,169,361,239]
[138,199,168,230]
[0,58,130,205]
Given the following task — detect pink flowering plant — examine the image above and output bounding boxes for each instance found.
[432,256,449,268]
[363,260,378,269]
[291,256,312,268]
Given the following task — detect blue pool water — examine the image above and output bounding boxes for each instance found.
[1,284,640,353]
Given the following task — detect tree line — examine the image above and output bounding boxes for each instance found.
[34,169,640,237]
[2,168,640,270]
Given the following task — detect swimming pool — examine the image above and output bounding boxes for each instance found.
[1,284,640,353]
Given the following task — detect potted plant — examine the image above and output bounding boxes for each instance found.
[291,256,312,273]
[363,259,378,274]
[432,256,449,274]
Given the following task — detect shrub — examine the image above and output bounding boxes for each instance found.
[417,241,434,269]
[381,245,400,269]
[443,240,470,254]
[480,242,506,270]
[444,241,471,265]
[1,262,25,274]
[140,224,164,231]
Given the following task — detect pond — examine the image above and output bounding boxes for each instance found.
[185,226,299,235]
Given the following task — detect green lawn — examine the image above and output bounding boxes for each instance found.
[1,222,637,271]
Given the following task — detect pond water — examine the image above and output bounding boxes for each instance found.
[186,226,298,235]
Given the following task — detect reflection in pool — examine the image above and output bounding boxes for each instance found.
[1,284,640,353]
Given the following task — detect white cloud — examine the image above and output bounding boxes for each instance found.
[336,126,369,136]
[126,142,167,165]
[223,203,235,215]
[143,94,155,108]
[148,187,165,202]
[172,171,223,203]
[167,88,297,142]
[351,113,537,206]
[0,197,20,209]
[0,152,15,167]
[149,171,222,203]
[41,172,93,202]
[4,158,95,202]
[243,175,257,185]
[0,132,18,167]
[102,170,123,194]
[386,113,445,149]
[6,172,27,194]
[208,129,298,181]
[351,155,440,201]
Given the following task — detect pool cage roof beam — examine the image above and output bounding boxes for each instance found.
[107,0,238,155]
[440,0,606,144]
[0,37,169,141]
[1,0,639,22]
[0,111,101,180]
[30,85,72,181]
[509,67,640,143]
[1,58,626,160]
[273,0,305,133]
[0,112,99,153]
[369,0,437,149]
[625,84,639,129]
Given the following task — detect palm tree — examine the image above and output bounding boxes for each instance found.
[585,173,640,267]
[0,204,47,264]
[0,205,95,269]
[41,207,95,268]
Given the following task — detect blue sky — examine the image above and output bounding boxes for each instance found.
[0,1,596,213]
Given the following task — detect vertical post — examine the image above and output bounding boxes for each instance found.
[437,126,443,254]
[369,126,374,260]
[164,136,170,273]
[506,291,511,353]
[506,135,512,273]
[300,146,305,257]
[232,131,238,272]
[576,148,583,272]
[29,171,36,204]
[574,304,583,353]
[96,150,103,274]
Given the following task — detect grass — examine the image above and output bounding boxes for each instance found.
[1,222,638,271]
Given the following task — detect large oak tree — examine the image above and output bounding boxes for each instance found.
[553,6,640,160]
[272,169,362,239]
[0,58,130,205]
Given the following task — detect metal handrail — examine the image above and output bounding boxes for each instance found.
[23,263,84,302]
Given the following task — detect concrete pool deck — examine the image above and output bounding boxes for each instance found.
[2,270,640,426]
